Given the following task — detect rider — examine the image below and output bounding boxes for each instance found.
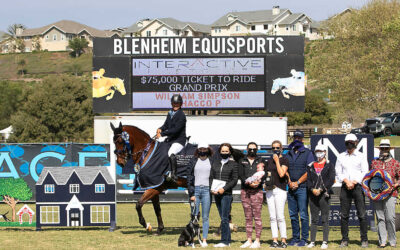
[156,94,187,181]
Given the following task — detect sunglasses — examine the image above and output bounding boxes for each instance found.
[272,147,281,150]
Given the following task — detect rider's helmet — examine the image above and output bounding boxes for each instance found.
[171,94,183,104]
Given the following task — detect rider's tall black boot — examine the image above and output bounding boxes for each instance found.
[168,154,178,182]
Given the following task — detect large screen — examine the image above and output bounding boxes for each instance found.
[132,57,265,109]
[92,36,305,112]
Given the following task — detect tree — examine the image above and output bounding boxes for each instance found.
[0,178,32,222]
[9,74,93,142]
[15,38,25,52]
[17,59,26,75]
[68,37,89,57]
[306,0,400,122]
[3,24,26,53]
[0,81,23,130]
[32,36,41,51]
[67,63,83,76]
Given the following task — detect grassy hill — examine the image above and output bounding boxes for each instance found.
[0,51,92,80]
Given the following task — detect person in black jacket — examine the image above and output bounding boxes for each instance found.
[156,94,187,181]
[210,143,239,248]
[238,142,264,249]
[306,144,335,249]
[186,142,214,247]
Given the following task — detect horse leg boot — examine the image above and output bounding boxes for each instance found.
[168,154,178,182]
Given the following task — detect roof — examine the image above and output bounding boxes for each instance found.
[279,13,306,25]
[19,20,117,37]
[37,167,115,185]
[124,18,210,34]
[211,9,290,27]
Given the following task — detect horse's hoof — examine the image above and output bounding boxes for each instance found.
[146,223,152,232]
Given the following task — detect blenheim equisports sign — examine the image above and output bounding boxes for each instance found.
[93,36,304,112]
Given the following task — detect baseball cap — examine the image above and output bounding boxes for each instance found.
[344,133,358,142]
[293,129,304,138]
[315,144,327,152]
[197,142,209,149]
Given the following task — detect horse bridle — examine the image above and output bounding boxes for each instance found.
[113,133,155,166]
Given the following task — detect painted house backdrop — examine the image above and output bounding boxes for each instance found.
[36,167,115,229]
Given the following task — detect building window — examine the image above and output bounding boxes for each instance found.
[40,206,60,224]
[69,184,80,194]
[45,35,49,40]
[274,25,277,28]
[163,29,168,35]
[146,31,151,37]
[53,34,57,41]
[251,25,256,31]
[61,34,65,40]
[95,184,105,193]
[91,206,110,223]
[292,25,296,31]
[264,24,268,30]
[235,25,241,32]
[214,27,222,33]
[80,35,85,39]
[44,184,55,193]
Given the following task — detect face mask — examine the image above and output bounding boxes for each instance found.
[379,150,391,161]
[273,150,281,155]
[220,153,230,159]
[345,142,356,150]
[289,140,304,150]
[247,148,257,157]
[315,152,326,159]
[198,151,208,157]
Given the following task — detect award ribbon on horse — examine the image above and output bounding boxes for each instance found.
[362,169,393,201]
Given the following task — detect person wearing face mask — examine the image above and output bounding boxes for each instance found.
[156,94,187,182]
[238,142,264,248]
[335,133,369,248]
[370,139,400,248]
[306,144,335,249]
[210,143,239,248]
[187,142,214,247]
[286,130,314,247]
[264,140,289,249]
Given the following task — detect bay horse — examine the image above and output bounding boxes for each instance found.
[110,122,187,234]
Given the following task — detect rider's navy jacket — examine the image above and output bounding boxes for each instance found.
[160,109,187,146]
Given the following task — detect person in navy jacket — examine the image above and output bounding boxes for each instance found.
[156,94,187,181]
[286,130,315,247]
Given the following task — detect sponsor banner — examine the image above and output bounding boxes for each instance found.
[132,92,265,109]
[132,58,264,76]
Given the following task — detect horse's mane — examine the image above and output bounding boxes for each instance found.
[123,125,151,139]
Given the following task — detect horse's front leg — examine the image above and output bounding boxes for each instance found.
[106,89,115,100]
[151,193,164,235]
[282,89,290,99]
[136,190,154,231]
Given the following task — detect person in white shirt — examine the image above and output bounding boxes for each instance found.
[335,133,369,248]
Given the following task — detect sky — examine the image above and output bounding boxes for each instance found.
[0,0,370,32]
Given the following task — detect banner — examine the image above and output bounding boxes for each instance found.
[0,144,110,201]
[93,36,305,112]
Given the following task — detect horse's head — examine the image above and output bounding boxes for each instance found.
[110,122,129,167]
[271,79,281,94]
[115,79,126,96]
[110,122,151,168]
